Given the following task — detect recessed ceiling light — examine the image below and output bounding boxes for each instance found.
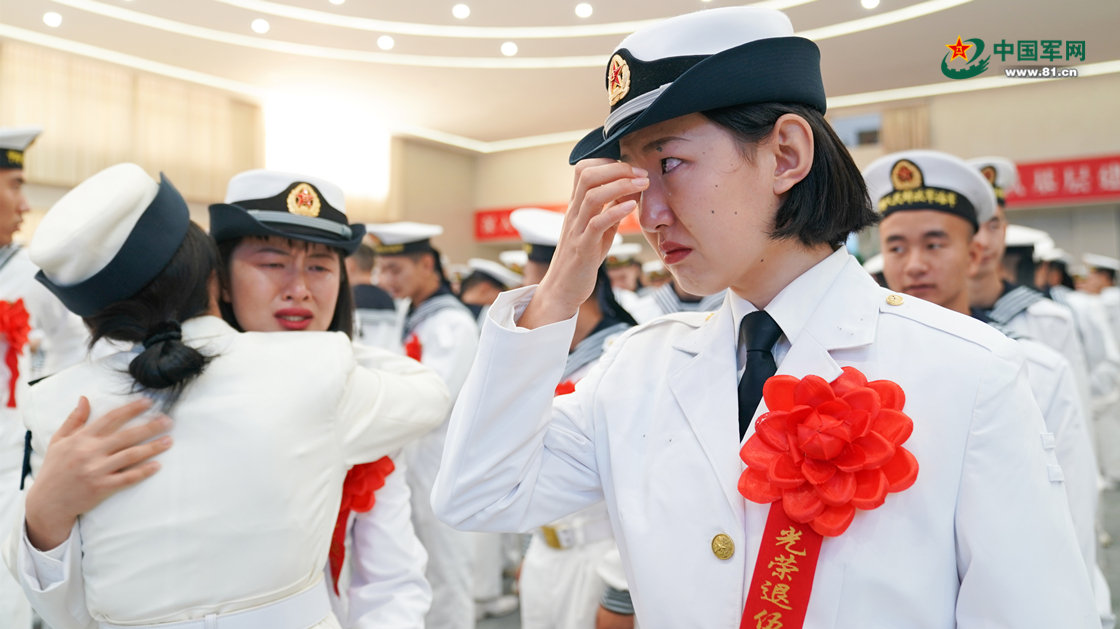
[251,19,270,33]
[501,42,518,56]
[861,0,880,7]
[452,4,470,19]
[377,35,395,50]
[575,3,593,18]
[43,12,62,27]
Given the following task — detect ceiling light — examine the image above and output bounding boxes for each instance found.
[452,4,470,19]
[861,0,880,8]
[575,4,593,18]
[329,0,345,4]
[377,35,394,50]
[251,19,270,33]
[501,42,518,56]
[43,12,62,27]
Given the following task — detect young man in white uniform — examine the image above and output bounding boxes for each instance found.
[432,7,1096,627]
[509,208,636,629]
[370,222,480,629]
[0,126,89,629]
[870,149,1111,627]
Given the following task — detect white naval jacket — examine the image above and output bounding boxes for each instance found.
[432,249,1096,628]
[5,316,450,629]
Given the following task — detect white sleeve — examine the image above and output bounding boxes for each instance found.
[347,456,432,629]
[12,518,95,629]
[1082,300,1120,403]
[954,342,1097,627]
[432,286,606,533]
[415,311,479,402]
[335,336,451,466]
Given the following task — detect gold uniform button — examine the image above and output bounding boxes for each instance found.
[886,294,905,306]
[711,533,734,560]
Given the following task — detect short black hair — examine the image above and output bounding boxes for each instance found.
[460,271,505,294]
[216,236,354,339]
[350,244,375,272]
[703,102,878,248]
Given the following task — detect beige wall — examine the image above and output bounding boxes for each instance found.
[389,139,478,263]
[474,143,574,209]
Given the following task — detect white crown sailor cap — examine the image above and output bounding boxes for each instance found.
[606,242,642,268]
[863,150,996,230]
[30,163,191,317]
[1033,242,1073,265]
[642,259,667,276]
[365,222,444,256]
[467,258,523,290]
[966,157,1018,207]
[498,249,528,274]
[1084,253,1120,273]
[510,208,621,262]
[209,169,365,254]
[0,126,42,170]
[1004,224,1054,250]
[569,7,824,164]
[862,253,884,275]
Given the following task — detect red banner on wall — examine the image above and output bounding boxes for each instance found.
[475,204,642,241]
[1006,154,1120,208]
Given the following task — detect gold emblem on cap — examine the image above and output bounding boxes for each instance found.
[711,533,734,560]
[607,54,631,107]
[886,294,905,306]
[286,183,321,218]
[890,159,923,192]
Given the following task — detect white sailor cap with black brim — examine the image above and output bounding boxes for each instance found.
[209,170,365,255]
[467,258,523,290]
[568,7,825,165]
[364,222,444,257]
[606,242,642,269]
[0,126,42,170]
[966,157,1018,208]
[1084,253,1120,273]
[510,208,622,263]
[30,163,191,317]
[863,150,996,232]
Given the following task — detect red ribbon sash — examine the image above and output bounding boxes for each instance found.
[740,502,824,629]
[0,300,30,408]
[328,456,396,594]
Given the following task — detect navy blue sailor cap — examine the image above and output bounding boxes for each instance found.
[570,7,825,165]
[31,163,191,317]
[209,170,365,255]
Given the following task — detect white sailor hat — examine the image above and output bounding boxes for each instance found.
[30,163,191,317]
[966,157,1018,208]
[1032,242,1073,265]
[0,126,42,170]
[510,208,621,262]
[569,7,824,164]
[467,258,523,290]
[364,222,444,256]
[862,253,884,275]
[1004,224,1054,250]
[606,242,642,268]
[863,150,996,230]
[498,249,528,274]
[642,259,666,275]
[1084,253,1120,272]
[209,169,365,254]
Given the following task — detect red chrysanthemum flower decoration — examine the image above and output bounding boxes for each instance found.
[554,380,576,397]
[0,299,30,408]
[328,456,396,594]
[738,366,919,537]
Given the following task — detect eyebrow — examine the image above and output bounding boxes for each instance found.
[620,135,687,163]
[253,247,293,256]
[922,230,950,240]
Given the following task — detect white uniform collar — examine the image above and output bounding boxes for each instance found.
[181,315,238,342]
[729,248,851,346]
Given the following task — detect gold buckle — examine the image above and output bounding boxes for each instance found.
[541,525,563,550]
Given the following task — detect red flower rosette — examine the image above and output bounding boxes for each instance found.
[328,456,396,594]
[0,299,31,408]
[404,333,423,362]
[737,366,919,537]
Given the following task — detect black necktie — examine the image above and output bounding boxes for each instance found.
[737,310,783,440]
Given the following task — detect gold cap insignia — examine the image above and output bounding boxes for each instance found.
[5,150,23,166]
[286,183,321,218]
[890,160,922,191]
[607,54,631,107]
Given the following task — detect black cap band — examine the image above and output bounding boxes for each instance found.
[373,239,435,256]
[523,242,556,263]
[36,174,191,317]
[878,187,978,230]
[0,150,24,169]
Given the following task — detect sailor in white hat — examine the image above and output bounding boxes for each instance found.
[433,6,1095,627]
[498,249,528,276]
[967,158,1093,414]
[868,151,1108,623]
[505,207,635,629]
[861,253,886,287]
[365,221,480,629]
[0,126,90,629]
[8,163,448,629]
[640,259,671,290]
[629,271,726,324]
[210,170,436,628]
[460,258,523,327]
[605,242,645,314]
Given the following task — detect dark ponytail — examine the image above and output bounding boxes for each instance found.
[83,223,220,407]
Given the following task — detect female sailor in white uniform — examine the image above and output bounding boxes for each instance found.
[5,163,448,629]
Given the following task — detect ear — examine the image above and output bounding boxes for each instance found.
[770,114,814,196]
[967,234,984,278]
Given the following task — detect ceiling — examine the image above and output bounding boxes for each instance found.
[1,0,1117,145]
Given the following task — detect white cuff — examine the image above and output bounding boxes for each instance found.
[490,285,579,334]
[21,519,75,591]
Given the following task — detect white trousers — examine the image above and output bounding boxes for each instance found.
[0,463,32,629]
[519,535,614,629]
